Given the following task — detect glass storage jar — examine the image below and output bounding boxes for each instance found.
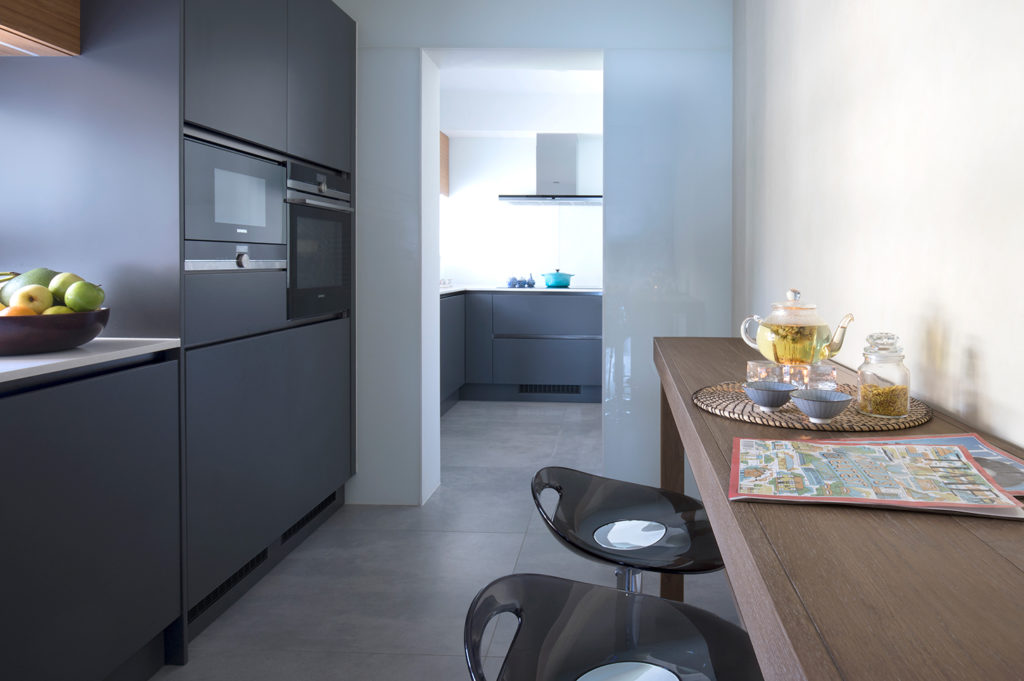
[857,332,910,417]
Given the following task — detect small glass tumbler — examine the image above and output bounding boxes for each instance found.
[747,360,785,383]
[807,365,838,390]
[785,364,810,387]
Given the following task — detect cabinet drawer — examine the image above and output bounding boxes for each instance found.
[493,338,601,386]
[493,294,601,336]
[184,270,288,346]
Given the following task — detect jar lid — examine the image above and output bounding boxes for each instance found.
[864,332,903,355]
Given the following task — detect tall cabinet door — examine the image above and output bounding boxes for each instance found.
[287,0,356,172]
[184,0,288,150]
[186,319,351,605]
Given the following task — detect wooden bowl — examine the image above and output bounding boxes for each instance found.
[0,308,110,356]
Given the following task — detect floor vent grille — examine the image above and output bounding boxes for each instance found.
[282,492,337,544]
[188,549,268,623]
[519,384,581,395]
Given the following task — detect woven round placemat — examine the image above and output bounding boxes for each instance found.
[692,382,932,432]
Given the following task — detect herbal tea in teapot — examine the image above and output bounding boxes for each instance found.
[755,322,835,365]
[741,289,854,365]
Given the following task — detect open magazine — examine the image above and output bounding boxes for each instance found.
[815,433,1024,496]
[730,436,1024,520]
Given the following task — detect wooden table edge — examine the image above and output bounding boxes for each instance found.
[655,338,842,681]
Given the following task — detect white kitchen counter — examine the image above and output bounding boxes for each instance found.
[0,337,180,384]
[441,285,602,295]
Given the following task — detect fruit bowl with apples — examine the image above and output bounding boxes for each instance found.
[0,268,110,356]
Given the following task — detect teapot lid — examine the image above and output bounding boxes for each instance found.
[772,288,816,310]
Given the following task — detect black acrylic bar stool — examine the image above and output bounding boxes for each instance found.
[531,467,723,592]
[464,573,762,681]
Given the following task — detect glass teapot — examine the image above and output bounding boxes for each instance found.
[740,289,854,365]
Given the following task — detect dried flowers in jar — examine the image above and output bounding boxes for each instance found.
[857,333,910,418]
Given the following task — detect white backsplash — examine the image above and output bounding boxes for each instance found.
[439,135,603,288]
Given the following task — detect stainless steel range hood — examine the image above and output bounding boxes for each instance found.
[499,133,602,206]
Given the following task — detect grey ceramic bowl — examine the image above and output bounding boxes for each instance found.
[791,389,853,424]
[743,381,797,412]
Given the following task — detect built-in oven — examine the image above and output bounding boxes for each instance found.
[285,161,353,320]
[182,135,352,345]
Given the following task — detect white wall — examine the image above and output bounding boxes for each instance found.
[440,135,603,289]
[442,91,602,136]
[343,47,427,504]
[734,0,1024,448]
[420,53,442,503]
[336,0,733,503]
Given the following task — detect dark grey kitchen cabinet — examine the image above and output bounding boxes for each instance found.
[493,338,602,385]
[287,0,356,172]
[465,293,494,384]
[186,318,351,606]
[0,361,180,681]
[492,294,602,337]
[491,294,602,387]
[441,293,465,412]
[184,0,288,150]
[459,292,602,402]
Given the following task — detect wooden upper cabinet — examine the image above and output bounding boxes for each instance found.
[184,0,288,151]
[0,0,80,56]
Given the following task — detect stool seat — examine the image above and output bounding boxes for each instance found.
[531,467,723,575]
[464,573,763,681]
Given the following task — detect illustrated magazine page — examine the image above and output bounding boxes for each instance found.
[730,437,1024,520]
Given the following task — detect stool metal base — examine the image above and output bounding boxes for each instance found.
[615,566,643,593]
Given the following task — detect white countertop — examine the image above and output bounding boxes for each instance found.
[441,285,603,295]
[0,337,180,384]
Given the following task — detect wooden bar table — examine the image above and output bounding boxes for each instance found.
[655,337,1024,681]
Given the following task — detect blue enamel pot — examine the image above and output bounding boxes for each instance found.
[541,270,574,288]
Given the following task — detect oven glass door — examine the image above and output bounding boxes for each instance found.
[287,203,352,319]
[185,139,286,244]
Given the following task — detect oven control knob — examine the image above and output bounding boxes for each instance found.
[318,181,328,194]
[236,253,250,268]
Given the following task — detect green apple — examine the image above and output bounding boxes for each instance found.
[64,281,105,312]
[42,305,75,315]
[48,272,84,303]
[9,284,53,314]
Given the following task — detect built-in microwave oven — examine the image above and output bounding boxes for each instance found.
[184,139,286,244]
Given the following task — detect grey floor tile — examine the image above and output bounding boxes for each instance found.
[441,422,562,470]
[190,529,524,656]
[483,656,505,678]
[443,400,573,426]
[513,529,620,588]
[153,648,471,681]
[328,465,537,533]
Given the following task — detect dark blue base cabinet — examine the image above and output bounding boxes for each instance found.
[0,361,181,681]
[186,319,351,613]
